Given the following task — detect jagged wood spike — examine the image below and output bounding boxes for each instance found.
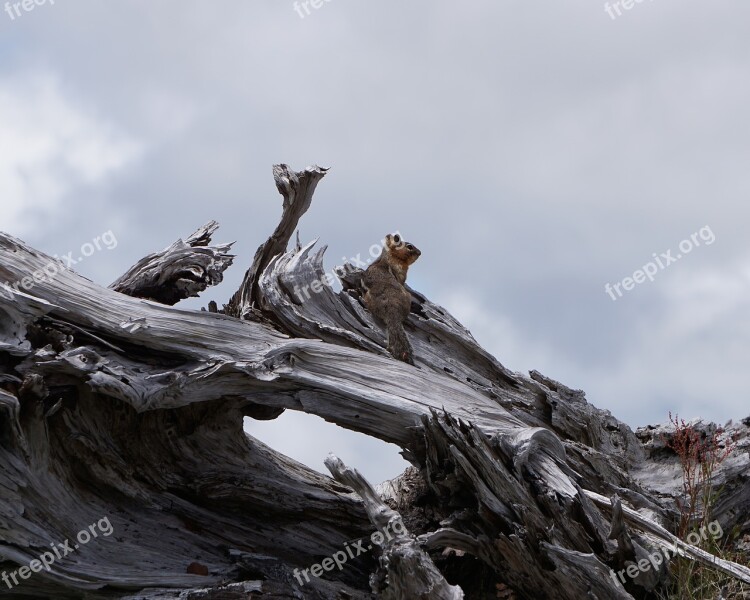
[110,220,235,305]
[225,164,328,319]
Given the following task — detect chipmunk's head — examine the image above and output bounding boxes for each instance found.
[384,233,421,266]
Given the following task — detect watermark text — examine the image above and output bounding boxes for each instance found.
[2,516,114,590]
[4,0,55,21]
[0,230,118,301]
[293,518,405,585]
[604,226,715,301]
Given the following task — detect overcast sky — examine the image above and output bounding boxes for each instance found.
[2,1,749,483]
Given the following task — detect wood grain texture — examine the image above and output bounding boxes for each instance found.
[110,221,235,305]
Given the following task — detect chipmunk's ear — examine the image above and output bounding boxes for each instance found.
[392,233,401,244]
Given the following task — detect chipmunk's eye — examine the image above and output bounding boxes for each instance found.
[406,244,414,250]
[392,234,401,244]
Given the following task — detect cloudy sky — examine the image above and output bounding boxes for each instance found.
[2,1,748,483]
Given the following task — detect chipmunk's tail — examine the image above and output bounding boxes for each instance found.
[386,321,414,365]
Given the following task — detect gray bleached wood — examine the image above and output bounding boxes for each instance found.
[225,164,329,319]
[110,220,235,305]
[325,454,464,600]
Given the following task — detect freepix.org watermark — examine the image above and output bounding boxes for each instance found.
[2,516,114,590]
[293,232,401,303]
[604,226,715,301]
[292,0,332,19]
[4,0,55,21]
[610,520,723,586]
[293,518,406,585]
[604,0,654,20]
[0,230,118,301]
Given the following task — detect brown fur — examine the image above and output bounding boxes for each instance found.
[363,233,421,364]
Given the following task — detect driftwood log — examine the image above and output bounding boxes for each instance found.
[0,164,748,599]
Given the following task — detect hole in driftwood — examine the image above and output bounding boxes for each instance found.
[245,411,410,484]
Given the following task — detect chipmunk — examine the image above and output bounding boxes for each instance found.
[362,233,421,364]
